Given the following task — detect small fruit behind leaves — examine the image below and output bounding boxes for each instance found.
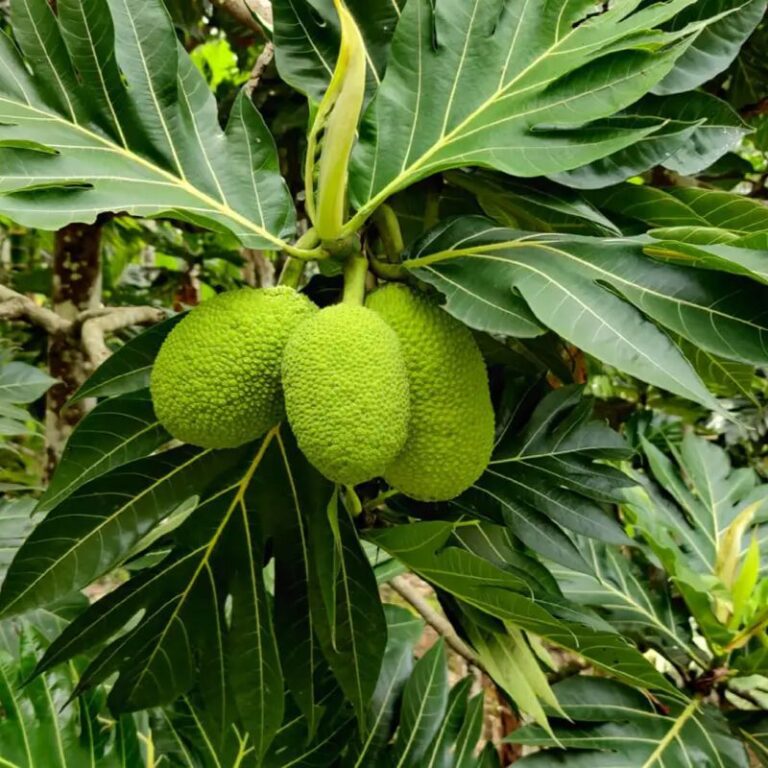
[282,304,410,485]
[151,287,317,449]
[367,283,495,501]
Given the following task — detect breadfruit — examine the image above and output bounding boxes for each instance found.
[151,287,317,449]
[366,284,494,501]
[282,304,410,485]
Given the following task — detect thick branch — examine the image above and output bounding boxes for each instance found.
[214,0,272,35]
[245,41,275,97]
[81,307,166,366]
[0,285,71,334]
[2,283,166,367]
[389,575,484,669]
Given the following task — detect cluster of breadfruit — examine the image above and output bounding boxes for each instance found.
[150,283,495,501]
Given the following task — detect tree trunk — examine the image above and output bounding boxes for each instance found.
[45,223,102,475]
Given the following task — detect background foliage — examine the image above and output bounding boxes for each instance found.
[1,0,768,766]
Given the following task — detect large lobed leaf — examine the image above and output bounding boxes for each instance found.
[464,385,634,572]
[346,0,758,227]
[0,0,294,247]
[367,520,679,698]
[513,676,749,766]
[404,216,768,410]
[624,431,768,649]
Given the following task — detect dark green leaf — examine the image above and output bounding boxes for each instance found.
[514,676,749,767]
[347,604,424,766]
[550,539,704,668]
[0,0,295,246]
[653,0,766,95]
[392,638,449,768]
[367,521,677,696]
[0,443,248,616]
[71,313,183,403]
[554,92,748,187]
[349,0,740,223]
[407,217,768,407]
[446,172,621,236]
[37,390,170,514]
[308,485,387,724]
[478,386,633,563]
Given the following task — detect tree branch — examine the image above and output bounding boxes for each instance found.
[80,307,166,366]
[213,0,272,35]
[389,574,484,669]
[245,41,275,97]
[0,284,71,334]
[2,283,166,367]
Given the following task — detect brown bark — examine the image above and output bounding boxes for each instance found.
[213,0,272,35]
[45,223,102,475]
[243,249,276,287]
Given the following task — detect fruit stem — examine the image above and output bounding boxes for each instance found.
[342,253,368,305]
[279,229,324,288]
[278,257,304,288]
[372,204,405,262]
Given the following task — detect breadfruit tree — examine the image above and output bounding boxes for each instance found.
[1,0,768,765]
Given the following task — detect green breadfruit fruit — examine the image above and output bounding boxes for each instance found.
[366,283,495,501]
[150,286,317,449]
[282,303,410,485]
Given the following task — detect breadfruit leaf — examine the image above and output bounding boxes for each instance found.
[346,0,758,230]
[470,385,633,571]
[273,0,405,103]
[0,0,295,248]
[37,390,170,514]
[367,521,678,697]
[512,677,749,767]
[405,217,768,410]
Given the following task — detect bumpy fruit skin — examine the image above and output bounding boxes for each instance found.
[151,287,317,449]
[366,284,494,501]
[282,304,410,485]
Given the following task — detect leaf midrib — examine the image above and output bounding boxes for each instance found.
[122,432,275,706]
[0,95,288,249]
[0,445,213,616]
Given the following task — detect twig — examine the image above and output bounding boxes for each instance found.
[81,307,166,366]
[243,249,276,287]
[389,574,484,670]
[0,284,71,334]
[245,41,275,98]
[214,0,272,35]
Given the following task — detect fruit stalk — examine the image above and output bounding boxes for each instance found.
[342,253,369,306]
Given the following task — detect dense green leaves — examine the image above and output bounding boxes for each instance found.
[624,431,768,649]
[653,0,766,95]
[367,520,677,696]
[0,443,249,617]
[37,390,169,514]
[0,597,149,767]
[0,0,294,247]
[554,92,749,188]
[514,677,749,767]
[472,386,633,571]
[405,217,768,409]
[347,0,745,226]
[550,539,705,668]
[2,0,768,763]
